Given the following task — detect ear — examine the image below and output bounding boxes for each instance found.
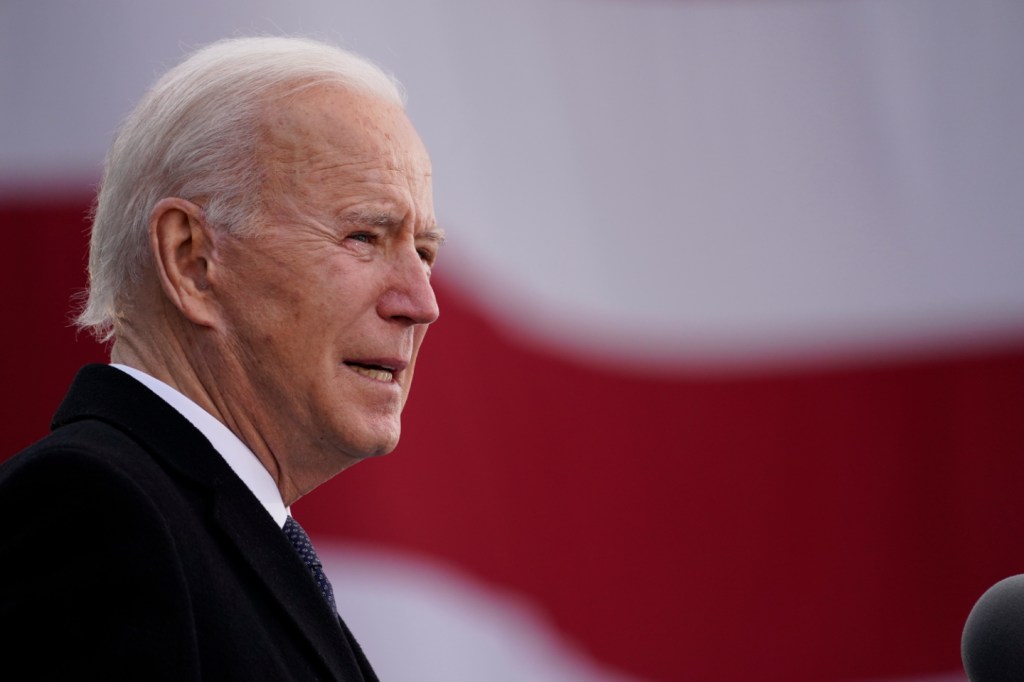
[149,197,222,329]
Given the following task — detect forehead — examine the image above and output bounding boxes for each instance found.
[261,85,430,177]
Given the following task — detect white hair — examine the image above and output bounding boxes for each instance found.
[76,35,405,341]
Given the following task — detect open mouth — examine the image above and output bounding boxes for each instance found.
[344,361,396,383]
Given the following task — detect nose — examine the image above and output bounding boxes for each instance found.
[378,248,440,326]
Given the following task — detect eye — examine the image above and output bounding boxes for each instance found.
[347,232,377,245]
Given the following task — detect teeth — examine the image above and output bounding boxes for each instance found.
[351,365,394,382]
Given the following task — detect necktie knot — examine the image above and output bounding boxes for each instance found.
[283,515,337,614]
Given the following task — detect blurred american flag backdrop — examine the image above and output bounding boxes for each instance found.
[2,2,1023,680]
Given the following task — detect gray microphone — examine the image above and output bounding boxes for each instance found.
[963,575,1024,680]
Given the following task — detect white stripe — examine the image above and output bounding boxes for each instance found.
[320,542,641,682]
[3,0,1023,367]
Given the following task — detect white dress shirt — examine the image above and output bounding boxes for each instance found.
[111,364,289,528]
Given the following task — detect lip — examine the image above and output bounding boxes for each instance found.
[341,357,409,386]
[343,357,409,373]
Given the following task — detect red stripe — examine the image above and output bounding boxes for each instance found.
[5,195,1023,680]
[299,277,1024,680]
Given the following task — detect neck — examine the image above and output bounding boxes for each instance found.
[110,322,355,506]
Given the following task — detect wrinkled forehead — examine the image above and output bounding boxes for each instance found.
[260,84,430,174]
[250,84,435,232]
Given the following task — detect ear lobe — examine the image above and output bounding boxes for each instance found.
[150,197,221,328]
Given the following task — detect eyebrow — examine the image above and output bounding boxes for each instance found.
[420,227,447,247]
[343,209,447,246]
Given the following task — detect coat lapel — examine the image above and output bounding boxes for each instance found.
[53,365,369,681]
[210,492,367,681]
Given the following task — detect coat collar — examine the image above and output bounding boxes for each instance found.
[53,364,370,681]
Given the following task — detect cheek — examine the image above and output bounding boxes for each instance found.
[232,260,330,332]
[221,289,320,376]
[413,326,431,355]
[402,328,431,385]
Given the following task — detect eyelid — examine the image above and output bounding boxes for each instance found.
[343,226,439,266]
[417,249,436,265]
[346,230,378,243]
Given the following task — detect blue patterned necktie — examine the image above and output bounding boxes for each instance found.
[283,515,337,615]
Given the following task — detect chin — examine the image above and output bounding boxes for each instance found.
[340,425,402,461]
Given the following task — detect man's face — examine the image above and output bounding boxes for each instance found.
[209,86,441,489]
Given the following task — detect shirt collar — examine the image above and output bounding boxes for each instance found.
[111,363,289,528]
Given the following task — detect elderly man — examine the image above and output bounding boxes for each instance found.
[0,36,441,680]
